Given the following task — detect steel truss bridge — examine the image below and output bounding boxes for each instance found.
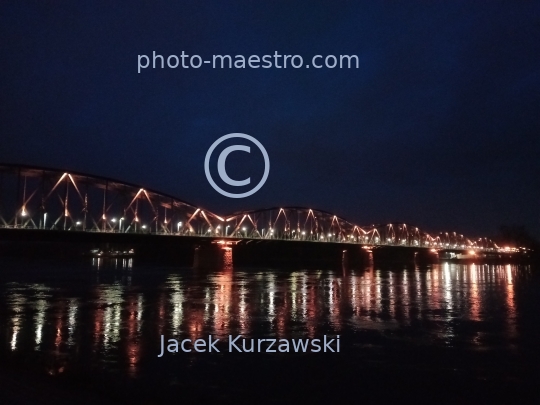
[0,164,506,253]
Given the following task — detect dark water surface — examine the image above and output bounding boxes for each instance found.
[0,258,539,404]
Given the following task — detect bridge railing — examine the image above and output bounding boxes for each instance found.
[0,223,505,252]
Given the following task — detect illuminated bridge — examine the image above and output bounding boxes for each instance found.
[0,164,523,267]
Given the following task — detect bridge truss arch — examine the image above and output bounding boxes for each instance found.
[222,207,499,251]
[0,164,222,236]
[0,164,501,251]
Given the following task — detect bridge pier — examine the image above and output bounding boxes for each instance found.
[372,246,417,265]
[372,246,440,265]
[415,248,439,264]
[341,246,371,271]
[193,244,233,270]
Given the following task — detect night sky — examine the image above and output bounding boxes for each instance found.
[1,2,539,238]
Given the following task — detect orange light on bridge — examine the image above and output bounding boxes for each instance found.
[214,240,239,246]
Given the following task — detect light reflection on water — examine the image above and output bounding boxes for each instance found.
[0,261,530,378]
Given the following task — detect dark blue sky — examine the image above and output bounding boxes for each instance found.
[1,2,539,238]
